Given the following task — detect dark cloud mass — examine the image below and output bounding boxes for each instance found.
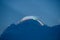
[0,19,60,40]
[0,0,60,35]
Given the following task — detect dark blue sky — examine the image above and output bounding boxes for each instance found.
[0,0,60,35]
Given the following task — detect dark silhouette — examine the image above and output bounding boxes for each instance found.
[0,19,60,40]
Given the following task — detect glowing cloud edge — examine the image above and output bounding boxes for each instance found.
[20,16,44,26]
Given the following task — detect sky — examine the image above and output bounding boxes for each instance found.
[0,0,60,35]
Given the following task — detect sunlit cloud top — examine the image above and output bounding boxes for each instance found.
[20,16,44,26]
